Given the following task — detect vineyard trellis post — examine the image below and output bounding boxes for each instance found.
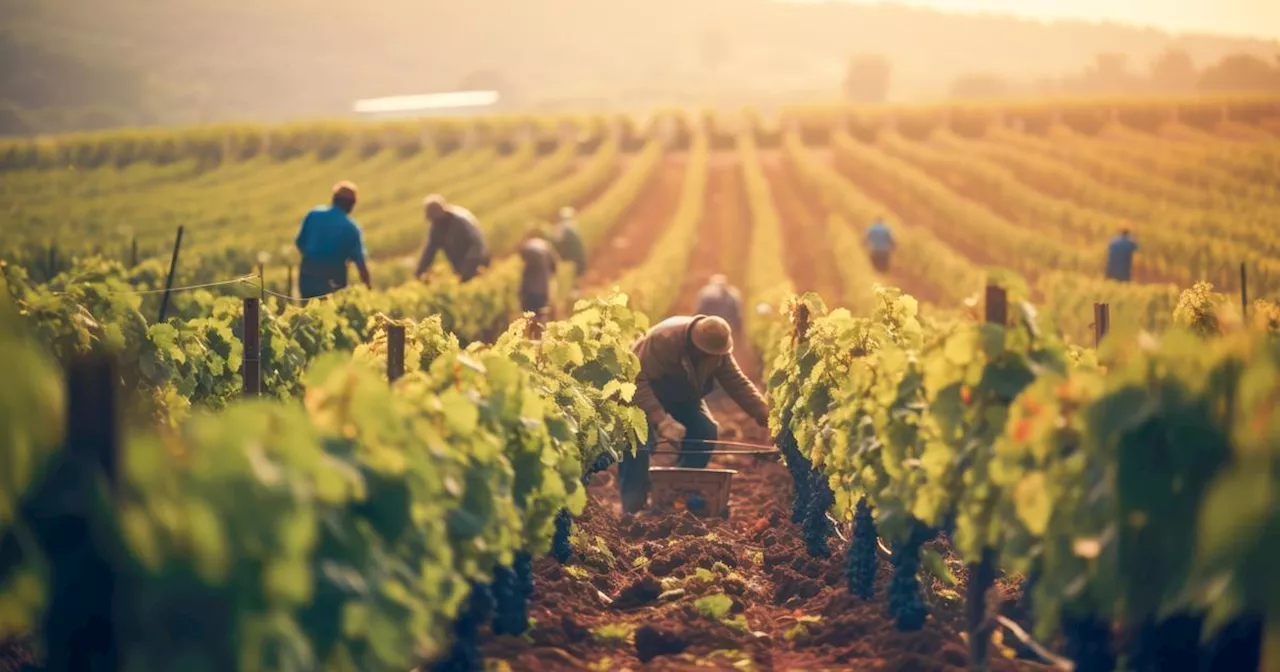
[157,226,185,324]
[129,237,138,268]
[1094,303,1110,348]
[47,243,57,280]
[53,355,121,671]
[386,323,405,383]
[242,298,261,397]
[1240,262,1248,318]
[967,283,1008,671]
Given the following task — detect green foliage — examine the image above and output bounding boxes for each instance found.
[0,293,648,669]
[768,279,1280,649]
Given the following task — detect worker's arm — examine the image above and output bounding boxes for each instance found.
[355,259,373,289]
[571,233,587,274]
[414,225,442,278]
[295,214,311,254]
[714,356,769,427]
[349,225,373,288]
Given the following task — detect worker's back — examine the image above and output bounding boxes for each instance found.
[419,205,490,279]
[695,283,742,331]
[865,221,893,252]
[553,222,587,276]
[297,205,363,268]
[519,237,557,295]
[1106,234,1137,281]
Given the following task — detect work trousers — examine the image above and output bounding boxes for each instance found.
[521,291,548,314]
[617,399,719,513]
[870,250,891,273]
[298,262,347,300]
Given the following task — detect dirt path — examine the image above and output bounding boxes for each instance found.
[481,156,1041,669]
[829,149,1001,274]
[573,154,629,214]
[666,151,760,379]
[483,397,1036,671]
[758,151,844,308]
[581,154,687,288]
[794,148,945,307]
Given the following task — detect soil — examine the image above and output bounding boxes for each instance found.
[480,166,1046,668]
[0,637,34,672]
[758,150,845,307]
[672,151,749,318]
[784,146,944,307]
[572,154,630,215]
[580,154,688,289]
[828,143,1003,276]
[482,400,1046,671]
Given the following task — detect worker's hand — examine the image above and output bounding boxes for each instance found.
[656,416,686,446]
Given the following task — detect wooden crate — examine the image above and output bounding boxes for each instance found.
[648,467,737,518]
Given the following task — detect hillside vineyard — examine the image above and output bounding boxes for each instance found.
[1,94,1279,672]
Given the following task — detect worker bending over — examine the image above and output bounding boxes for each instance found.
[865,216,895,273]
[415,194,491,281]
[1106,229,1137,282]
[693,274,743,335]
[518,233,558,317]
[619,315,770,514]
[551,206,587,283]
[295,181,372,300]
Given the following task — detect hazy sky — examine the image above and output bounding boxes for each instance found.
[814,0,1280,39]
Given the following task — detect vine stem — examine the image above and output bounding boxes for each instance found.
[966,547,998,671]
[1264,615,1279,672]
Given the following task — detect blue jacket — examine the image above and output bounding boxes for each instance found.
[295,205,367,271]
[865,221,894,253]
[1106,236,1138,280]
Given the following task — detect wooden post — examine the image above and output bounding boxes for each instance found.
[47,243,57,280]
[48,356,120,672]
[969,283,1008,671]
[1241,262,1248,318]
[156,226,185,324]
[257,262,265,303]
[386,323,405,383]
[1093,303,1110,348]
[286,265,294,300]
[985,285,1008,325]
[129,238,138,268]
[242,298,261,397]
[66,356,120,486]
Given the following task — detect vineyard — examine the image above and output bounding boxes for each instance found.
[2,93,1280,672]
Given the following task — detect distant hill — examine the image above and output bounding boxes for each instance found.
[1,0,1276,134]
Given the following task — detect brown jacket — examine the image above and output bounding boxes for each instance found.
[632,315,769,426]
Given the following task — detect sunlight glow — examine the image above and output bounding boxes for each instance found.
[794,0,1280,39]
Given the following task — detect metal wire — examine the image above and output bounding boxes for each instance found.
[262,288,310,303]
[646,437,781,455]
[50,275,257,297]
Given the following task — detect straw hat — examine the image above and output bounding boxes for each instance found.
[691,316,733,356]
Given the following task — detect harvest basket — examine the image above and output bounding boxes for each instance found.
[648,467,737,518]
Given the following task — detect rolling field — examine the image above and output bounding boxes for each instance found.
[2,96,1280,672]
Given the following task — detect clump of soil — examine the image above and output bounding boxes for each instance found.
[634,625,688,663]
[612,575,662,610]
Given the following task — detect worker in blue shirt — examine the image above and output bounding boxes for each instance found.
[865,216,895,272]
[295,181,373,300]
[1105,229,1138,282]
